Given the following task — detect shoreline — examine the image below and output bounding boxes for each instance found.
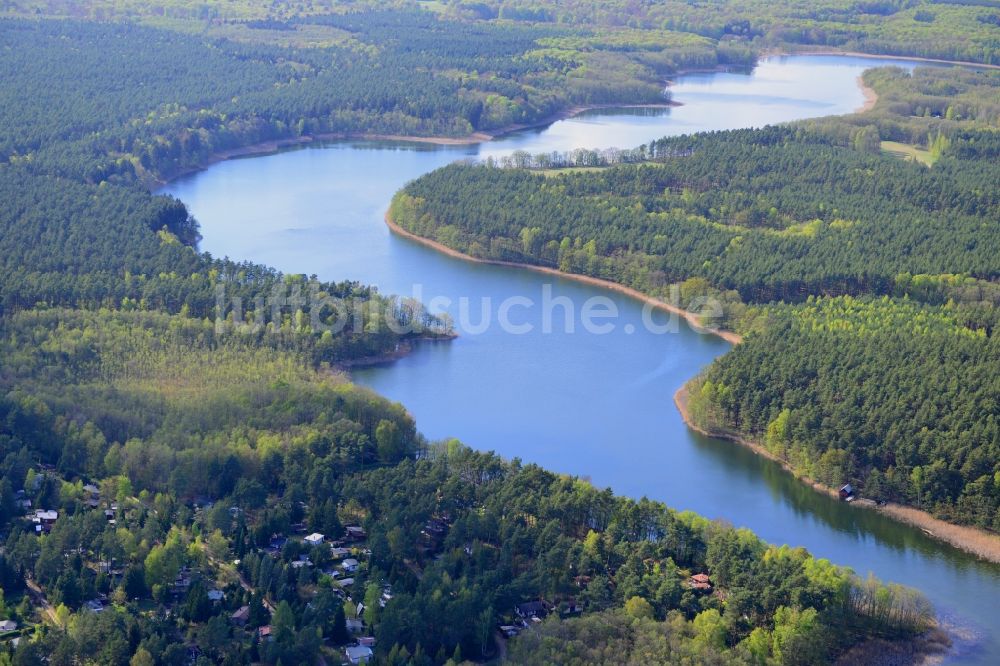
[335,335,456,370]
[674,384,1000,566]
[154,49,996,188]
[856,75,879,113]
[162,49,999,565]
[384,212,742,345]
[765,48,1000,71]
[153,102,679,187]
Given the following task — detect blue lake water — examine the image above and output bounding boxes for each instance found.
[162,55,1000,663]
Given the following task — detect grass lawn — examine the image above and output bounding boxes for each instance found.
[881,141,935,166]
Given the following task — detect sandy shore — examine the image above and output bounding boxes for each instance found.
[674,385,1000,565]
[384,213,742,345]
[856,75,879,113]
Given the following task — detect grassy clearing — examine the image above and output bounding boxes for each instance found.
[881,140,935,166]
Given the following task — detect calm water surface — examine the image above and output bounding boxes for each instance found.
[162,56,999,663]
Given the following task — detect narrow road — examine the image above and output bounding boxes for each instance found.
[25,579,58,625]
[203,548,275,613]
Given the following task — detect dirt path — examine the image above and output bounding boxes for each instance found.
[25,579,58,625]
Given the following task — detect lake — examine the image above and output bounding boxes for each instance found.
[161,55,1000,663]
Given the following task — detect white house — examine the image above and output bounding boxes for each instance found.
[304,533,325,546]
[345,645,373,664]
[0,620,17,632]
[341,558,360,573]
[34,509,58,523]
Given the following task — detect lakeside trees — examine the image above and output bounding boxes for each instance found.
[0,3,978,662]
[686,296,1000,531]
[392,67,1000,531]
[393,117,1000,309]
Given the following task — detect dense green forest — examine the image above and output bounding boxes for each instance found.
[390,65,1000,532]
[391,74,1000,315]
[6,0,1000,64]
[0,2,979,663]
[0,311,933,663]
[0,13,743,185]
[686,297,1000,531]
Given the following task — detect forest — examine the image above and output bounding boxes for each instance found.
[391,88,1000,312]
[5,0,1000,65]
[686,297,1000,531]
[390,65,1000,532]
[0,310,934,663]
[0,2,982,664]
[0,13,743,186]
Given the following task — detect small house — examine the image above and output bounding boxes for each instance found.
[346,618,364,634]
[34,509,58,525]
[330,546,352,559]
[258,625,272,641]
[689,573,712,590]
[345,526,366,541]
[341,558,360,574]
[0,620,17,632]
[207,589,225,602]
[84,599,105,613]
[358,636,376,648]
[839,484,855,501]
[337,577,355,588]
[345,645,373,665]
[515,600,550,620]
[500,625,520,638]
[230,605,250,626]
[304,533,325,547]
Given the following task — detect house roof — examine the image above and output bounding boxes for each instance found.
[305,532,324,542]
[0,620,17,631]
[691,573,711,583]
[346,645,373,662]
[517,600,549,615]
